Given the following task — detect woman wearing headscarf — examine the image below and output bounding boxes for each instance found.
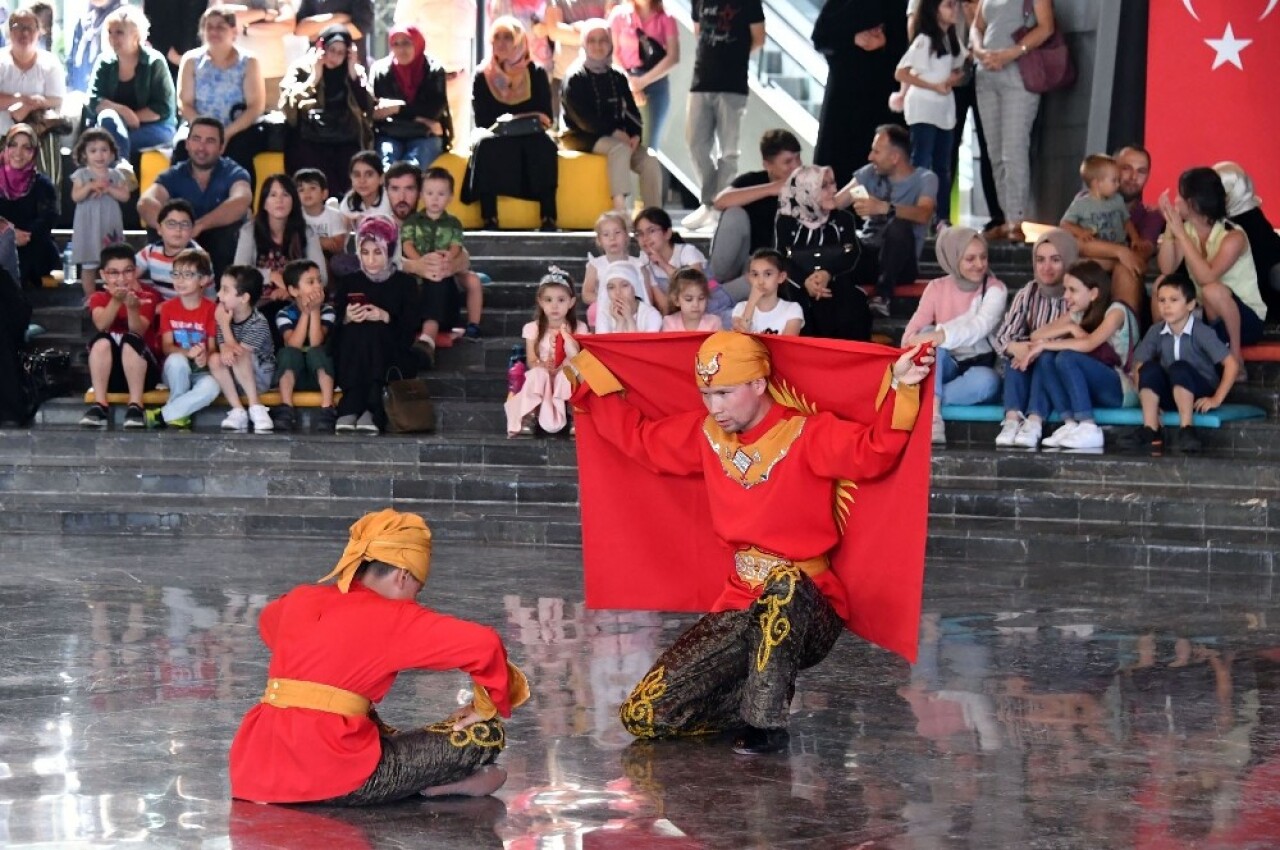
[331,216,420,435]
[370,25,452,171]
[1215,161,1280,320]
[463,16,559,231]
[991,227,1076,447]
[280,24,373,197]
[774,164,869,341]
[902,226,1007,445]
[87,5,177,162]
[0,124,58,288]
[561,21,662,214]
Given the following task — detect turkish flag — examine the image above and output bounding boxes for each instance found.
[573,333,932,662]
[1146,1,1280,207]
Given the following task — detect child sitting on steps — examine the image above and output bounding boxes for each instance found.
[209,265,277,433]
[505,267,585,438]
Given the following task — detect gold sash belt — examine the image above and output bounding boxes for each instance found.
[734,546,829,587]
[261,677,372,718]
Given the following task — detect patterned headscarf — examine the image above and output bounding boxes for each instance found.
[481,16,533,107]
[356,215,399,282]
[778,165,834,229]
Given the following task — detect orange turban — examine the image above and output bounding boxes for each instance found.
[319,509,433,592]
[694,331,772,388]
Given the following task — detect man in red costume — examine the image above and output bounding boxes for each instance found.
[229,508,529,804]
[568,331,932,754]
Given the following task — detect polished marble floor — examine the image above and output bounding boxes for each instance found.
[1,535,1279,848]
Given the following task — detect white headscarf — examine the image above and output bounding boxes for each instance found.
[1213,161,1262,217]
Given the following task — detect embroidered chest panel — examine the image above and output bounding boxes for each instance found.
[702,416,806,489]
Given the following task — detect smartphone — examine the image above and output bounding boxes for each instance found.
[347,292,368,306]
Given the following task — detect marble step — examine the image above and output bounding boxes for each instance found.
[939,417,1280,458]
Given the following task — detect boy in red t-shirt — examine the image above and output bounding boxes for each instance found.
[149,249,220,429]
[80,245,164,429]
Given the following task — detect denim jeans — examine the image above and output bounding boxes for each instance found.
[161,353,221,422]
[639,75,670,151]
[377,134,444,171]
[935,346,1001,406]
[1002,355,1033,414]
[96,110,177,161]
[909,122,954,223]
[1029,350,1123,420]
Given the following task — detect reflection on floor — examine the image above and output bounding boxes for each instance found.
[1,536,1279,848]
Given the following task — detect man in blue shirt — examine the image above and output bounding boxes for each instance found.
[138,117,253,277]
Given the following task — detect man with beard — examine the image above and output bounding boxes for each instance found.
[1116,145,1163,255]
[138,117,252,277]
[384,163,485,362]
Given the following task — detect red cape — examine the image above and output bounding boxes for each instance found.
[574,333,932,662]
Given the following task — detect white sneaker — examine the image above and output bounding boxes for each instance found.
[681,205,719,230]
[931,413,946,446]
[335,414,357,433]
[1041,421,1078,448]
[220,408,249,432]
[355,411,380,434]
[1059,420,1104,449]
[1011,419,1042,448]
[248,404,274,433]
[994,418,1022,447]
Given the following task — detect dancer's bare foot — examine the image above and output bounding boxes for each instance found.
[421,765,507,798]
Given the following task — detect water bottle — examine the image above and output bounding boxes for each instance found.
[62,242,74,285]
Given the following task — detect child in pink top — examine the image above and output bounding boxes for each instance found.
[661,267,723,331]
[505,268,586,437]
[902,226,1008,445]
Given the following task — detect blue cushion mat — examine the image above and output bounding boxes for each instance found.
[939,404,1266,428]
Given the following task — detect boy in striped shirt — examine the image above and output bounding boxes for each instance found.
[209,266,277,433]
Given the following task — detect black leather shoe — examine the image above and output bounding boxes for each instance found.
[731,726,789,755]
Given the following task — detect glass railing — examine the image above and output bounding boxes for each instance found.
[752,0,826,120]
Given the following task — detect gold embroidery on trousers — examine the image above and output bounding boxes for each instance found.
[755,565,800,673]
[620,666,668,737]
[425,719,506,749]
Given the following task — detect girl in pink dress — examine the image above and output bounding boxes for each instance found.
[504,267,586,437]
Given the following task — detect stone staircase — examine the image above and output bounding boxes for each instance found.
[13,232,1280,588]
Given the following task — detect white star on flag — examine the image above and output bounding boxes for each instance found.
[1205,22,1252,70]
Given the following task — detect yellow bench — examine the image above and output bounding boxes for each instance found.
[85,390,339,407]
[138,150,288,209]
[431,150,612,231]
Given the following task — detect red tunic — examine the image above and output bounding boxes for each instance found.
[229,583,519,803]
[572,385,913,622]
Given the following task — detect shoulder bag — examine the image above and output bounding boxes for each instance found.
[1012,0,1076,94]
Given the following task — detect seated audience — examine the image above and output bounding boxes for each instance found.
[176,8,267,184]
[1214,161,1280,321]
[148,248,220,430]
[582,211,652,328]
[1059,154,1149,314]
[87,6,177,161]
[1116,145,1163,247]
[708,128,802,302]
[635,207,718,317]
[0,123,58,288]
[136,199,204,300]
[331,215,420,435]
[294,167,349,259]
[233,173,327,305]
[400,166,468,363]
[273,258,338,432]
[463,16,559,231]
[775,165,868,341]
[842,124,938,319]
[80,244,163,430]
[902,226,1007,446]
[560,21,662,214]
[338,151,392,229]
[1119,274,1238,454]
[1157,167,1266,370]
[662,266,722,332]
[209,265,276,433]
[394,0,477,145]
[0,7,65,154]
[280,24,373,197]
[371,25,452,170]
[138,116,253,277]
[595,261,662,333]
[504,267,582,438]
[1024,260,1140,450]
[731,248,804,336]
[992,228,1075,448]
[68,129,131,298]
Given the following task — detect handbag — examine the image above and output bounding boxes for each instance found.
[382,367,436,434]
[632,28,668,76]
[300,108,360,145]
[489,113,544,137]
[1012,0,1076,93]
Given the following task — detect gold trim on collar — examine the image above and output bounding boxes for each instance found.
[702,415,806,488]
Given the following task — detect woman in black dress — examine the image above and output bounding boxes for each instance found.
[0,124,58,288]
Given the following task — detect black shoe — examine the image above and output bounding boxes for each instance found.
[314,405,338,433]
[79,404,108,428]
[1117,425,1162,451]
[122,404,146,430]
[1169,426,1202,453]
[272,404,296,432]
[539,217,558,233]
[482,216,499,230]
[464,322,482,340]
[731,726,790,755]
